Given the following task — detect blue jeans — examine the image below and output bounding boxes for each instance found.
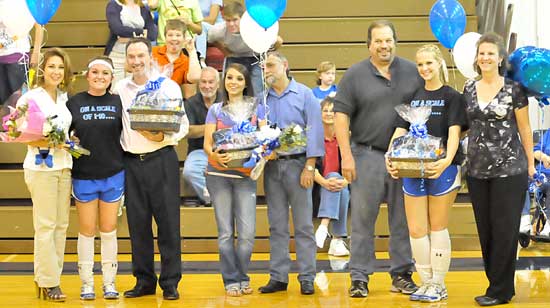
[206,174,257,289]
[317,172,349,237]
[182,149,209,203]
[522,190,530,215]
[264,157,316,283]
[349,144,413,282]
[195,22,213,60]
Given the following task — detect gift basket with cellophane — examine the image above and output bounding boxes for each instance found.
[386,104,445,178]
[128,77,185,132]
[213,97,260,168]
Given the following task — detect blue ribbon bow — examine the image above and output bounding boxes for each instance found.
[144,77,166,91]
[538,96,550,108]
[232,120,256,134]
[410,124,428,138]
[35,149,53,168]
[529,172,547,193]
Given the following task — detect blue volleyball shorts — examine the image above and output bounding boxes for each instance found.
[403,165,461,197]
[72,170,125,203]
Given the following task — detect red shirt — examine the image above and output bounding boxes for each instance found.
[323,137,340,177]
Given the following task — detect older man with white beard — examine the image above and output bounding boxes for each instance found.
[182,66,220,206]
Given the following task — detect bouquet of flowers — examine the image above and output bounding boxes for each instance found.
[277,123,307,154]
[386,104,445,178]
[0,99,90,160]
[128,76,185,132]
[244,125,282,180]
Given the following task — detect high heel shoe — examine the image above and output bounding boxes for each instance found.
[35,283,67,302]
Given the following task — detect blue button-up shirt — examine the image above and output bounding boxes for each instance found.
[265,79,324,158]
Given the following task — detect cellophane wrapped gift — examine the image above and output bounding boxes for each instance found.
[386,104,445,178]
[128,77,185,132]
[212,97,260,168]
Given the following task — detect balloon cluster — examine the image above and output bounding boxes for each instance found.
[0,0,61,37]
[241,0,286,53]
[508,46,550,98]
[429,0,466,49]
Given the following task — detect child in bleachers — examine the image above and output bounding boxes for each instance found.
[148,0,203,46]
[312,61,337,100]
[152,19,201,98]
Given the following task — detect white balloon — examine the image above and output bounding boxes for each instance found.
[240,11,279,53]
[0,0,35,39]
[452,32,482,79]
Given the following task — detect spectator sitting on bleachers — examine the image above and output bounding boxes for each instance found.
[195,0,223,68]
[313,97,350,257]
[105,0,158,87]
[312,61,338,101]
[148,0,203,46]
[524,130,550,236]
[208,1,282,96]
[182,66,220,206]
[152,19,201,95]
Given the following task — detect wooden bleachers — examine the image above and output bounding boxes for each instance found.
[1,0,480,253]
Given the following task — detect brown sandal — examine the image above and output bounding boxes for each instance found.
[37,284,66,302]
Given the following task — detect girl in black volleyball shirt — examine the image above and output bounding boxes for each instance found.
[66,56,123,300]
[386,45,468,303]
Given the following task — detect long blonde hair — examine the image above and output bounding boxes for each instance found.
[416,44,449,84]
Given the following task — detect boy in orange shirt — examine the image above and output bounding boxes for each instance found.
[152,19,201,98]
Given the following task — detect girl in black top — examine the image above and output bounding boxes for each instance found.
[67,56,124,300]
[463,33,534,306]
[386,44,468,303]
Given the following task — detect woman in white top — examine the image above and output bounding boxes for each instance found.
[18,48,73,302]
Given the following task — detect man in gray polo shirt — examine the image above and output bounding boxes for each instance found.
[333,20,423,298]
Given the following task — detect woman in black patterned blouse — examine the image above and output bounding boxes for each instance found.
[462,32,535,307]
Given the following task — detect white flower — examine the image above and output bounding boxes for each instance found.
[42,122,53,136]
[292,125,303,134]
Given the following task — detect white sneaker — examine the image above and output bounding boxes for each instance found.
[410,283,430,301]
[328,238,349,256]
[519,214,532,233]
[315,225,329,248]
[103,283,119,299]
[80,283,95,300]
[420,283,448,302]
[540,221,550,237]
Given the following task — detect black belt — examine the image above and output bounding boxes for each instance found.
[278,153,306,160]
[125,146,173,161]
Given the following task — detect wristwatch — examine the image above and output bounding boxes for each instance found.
[305,165,314,172]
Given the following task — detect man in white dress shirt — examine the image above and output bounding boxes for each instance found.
[114,37,188,300]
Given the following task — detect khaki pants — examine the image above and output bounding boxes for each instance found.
[24,168,72,287]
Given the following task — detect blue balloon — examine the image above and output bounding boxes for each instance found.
[519,48,550,96]
[507,46,536,82]
[245,0,287,29]
[26,0,62,26]
[429,0,467,49]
